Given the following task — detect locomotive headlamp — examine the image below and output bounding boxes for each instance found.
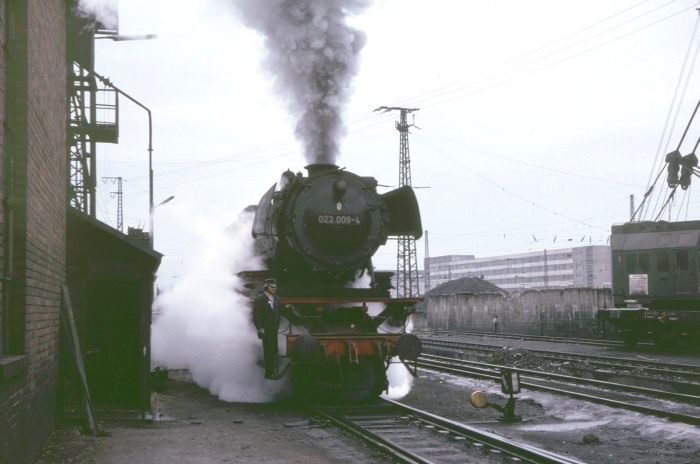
[333,180,347,198]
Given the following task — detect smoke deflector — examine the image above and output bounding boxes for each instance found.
[381,186,422,239]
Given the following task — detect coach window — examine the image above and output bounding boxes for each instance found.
[676,250,689,271]
[657,251,669,272]
[638,252,649,272]
[625,253,637,273]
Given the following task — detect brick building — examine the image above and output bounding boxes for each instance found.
[1,3,163,461]
[0,1,68,463]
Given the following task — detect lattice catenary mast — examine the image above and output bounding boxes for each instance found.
[375,106,420,297]
[102,176,124,232]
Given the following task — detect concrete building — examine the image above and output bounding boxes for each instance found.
[425,245,612,292]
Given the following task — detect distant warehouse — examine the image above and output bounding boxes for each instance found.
[425,245,611,292]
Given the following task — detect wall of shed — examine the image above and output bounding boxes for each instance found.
[65,211,159,414]
[417,288,613,338]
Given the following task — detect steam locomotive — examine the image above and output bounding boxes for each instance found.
[598,219,700,347]
[241,163,423,399]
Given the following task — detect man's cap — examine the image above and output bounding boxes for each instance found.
[264,278,277,286]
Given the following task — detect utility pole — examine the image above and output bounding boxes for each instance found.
[375,106,420,297]
[102,176,123,232]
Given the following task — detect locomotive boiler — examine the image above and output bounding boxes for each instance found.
[242,163,424,399]
[598,219,700,347]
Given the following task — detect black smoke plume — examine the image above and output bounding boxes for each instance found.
[232,0,370,164]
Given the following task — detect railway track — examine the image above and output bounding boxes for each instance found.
[421,338,700,383]
[417,329,638,348]
[418,353,700,425]
[312,399,586,464]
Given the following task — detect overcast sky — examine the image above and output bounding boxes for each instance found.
[84,0,700,288]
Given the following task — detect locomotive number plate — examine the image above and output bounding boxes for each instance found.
[317,215,361,225]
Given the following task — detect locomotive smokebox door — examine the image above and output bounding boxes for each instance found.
[286,164,389,272]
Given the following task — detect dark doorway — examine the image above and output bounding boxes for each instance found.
[84,280,142,408]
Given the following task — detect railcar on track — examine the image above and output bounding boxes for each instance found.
[598,219,700,347]
[240,163,424,399]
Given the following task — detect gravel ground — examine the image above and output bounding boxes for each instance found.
[36,378,389,464]
[400,368,700,464]
[36,370,700,464]
[36,334,700,464]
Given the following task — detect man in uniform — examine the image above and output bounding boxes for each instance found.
[252,278,282,379]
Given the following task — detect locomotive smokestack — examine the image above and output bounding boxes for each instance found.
[305,163,338,176]
[230,0,369,165]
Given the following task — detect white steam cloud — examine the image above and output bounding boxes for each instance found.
[151,212,288,402]
[75,0,118,30]
[381,315,415,400]
[231,0,371,164]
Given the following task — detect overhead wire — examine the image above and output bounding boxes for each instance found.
[378,1,700,247]
[389,0,657,107]
[417,129,641,187]
[126,112,397,188]
[362,2,700,260]
[119,2,697,199]
[397,1,696,109]
[410,131,608,232]
[643,9,700,213]
[325,2,688,137]
[101,2,700,235]
[645,20,700,221]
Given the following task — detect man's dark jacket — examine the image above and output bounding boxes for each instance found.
[252,291,281,335]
